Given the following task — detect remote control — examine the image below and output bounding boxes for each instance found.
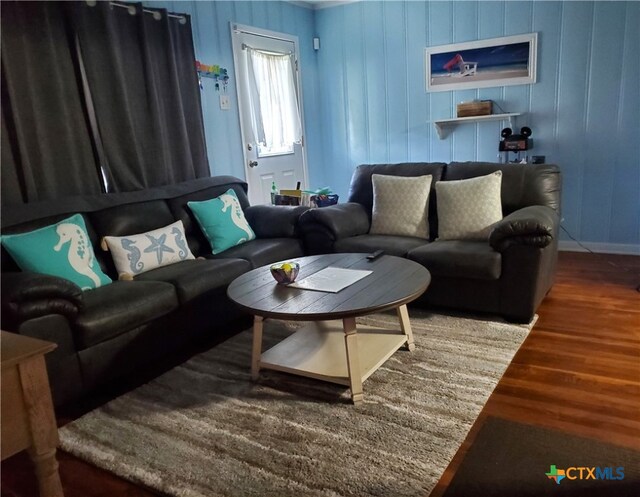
[366,250,384,260]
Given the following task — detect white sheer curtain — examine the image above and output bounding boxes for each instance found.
[246,48,301,155]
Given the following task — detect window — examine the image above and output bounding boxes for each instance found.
[246,47,302,157]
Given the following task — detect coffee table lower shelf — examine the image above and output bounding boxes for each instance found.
[259,320,408,387]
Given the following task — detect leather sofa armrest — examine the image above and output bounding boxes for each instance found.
[1,272,84,328]
[299,203,371,240]
[489,205,559,252]
[245,205,309,238]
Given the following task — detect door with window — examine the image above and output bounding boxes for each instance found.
[231,24,308,205]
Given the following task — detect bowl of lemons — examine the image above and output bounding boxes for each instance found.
[270,261,300,285]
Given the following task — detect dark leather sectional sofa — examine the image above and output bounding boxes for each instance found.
[1,176,307,406]
[1,162,561,408]
[299,162,562,324]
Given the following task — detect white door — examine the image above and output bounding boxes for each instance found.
[231,24,308,205]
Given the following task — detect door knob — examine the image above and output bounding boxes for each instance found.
[248,160,258,168]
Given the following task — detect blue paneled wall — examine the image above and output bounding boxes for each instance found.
[314,1,639,251]
[147,1,638,251]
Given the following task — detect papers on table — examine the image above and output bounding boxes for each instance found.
[288,267,372,293]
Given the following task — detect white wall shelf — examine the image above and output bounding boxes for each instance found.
[433,112,522,139]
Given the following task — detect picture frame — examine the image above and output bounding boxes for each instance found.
[425,33,538,92]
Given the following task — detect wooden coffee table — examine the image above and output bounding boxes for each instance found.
[227,253,431,404]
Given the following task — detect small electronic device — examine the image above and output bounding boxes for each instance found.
[366,250,384,261]
[499,127,532,152]
[499,127,533,163]
[532,155,546,164]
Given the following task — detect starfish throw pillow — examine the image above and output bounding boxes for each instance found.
[102,220,195,279]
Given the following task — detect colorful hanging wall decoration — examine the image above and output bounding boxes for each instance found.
[196,61,229,92]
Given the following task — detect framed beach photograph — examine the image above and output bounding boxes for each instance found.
[425,33,538,92]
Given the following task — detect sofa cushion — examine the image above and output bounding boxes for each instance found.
[407,241,502,280]
[244,205,309,239]
[88,200,175,240]
[370,174,432,238]
[74,280,178,349]
[334,235,428,258]
[210,238,304,269]
[135,258,251,304]
[103,220,195,278]
[189,189,256,254]
[436,171,503,240]
[1,214,112,291]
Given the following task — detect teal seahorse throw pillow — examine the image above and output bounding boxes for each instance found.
[188,189,256,254]
[1,214,112,291]
[102,220,195,279]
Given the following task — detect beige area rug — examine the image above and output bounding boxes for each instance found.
[59,310,535,497]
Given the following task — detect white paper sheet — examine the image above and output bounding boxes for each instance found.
[288,267,373,293]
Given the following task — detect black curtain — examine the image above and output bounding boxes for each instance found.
[1,1,103,203]
[1,1,209,204]
[69,1,209,192]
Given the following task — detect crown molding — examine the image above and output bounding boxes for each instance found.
[287,1,359,11]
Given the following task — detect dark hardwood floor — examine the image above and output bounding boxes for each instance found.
[2,252,639,497]
[429,251,640,496]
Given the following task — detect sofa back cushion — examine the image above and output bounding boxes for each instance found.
[348,163,446,240]
[89,201,175,237]
[1,176,250,274]
[445,162,561,215]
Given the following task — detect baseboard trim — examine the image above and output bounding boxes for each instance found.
[559,241,640,256]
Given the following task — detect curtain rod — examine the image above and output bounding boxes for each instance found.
[86,1,187,23]
[242,43,293,57]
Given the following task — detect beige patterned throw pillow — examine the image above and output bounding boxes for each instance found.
[436,171,503,240]
[369,174,432,239]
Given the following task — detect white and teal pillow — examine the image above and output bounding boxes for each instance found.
[188,189,256,254]
[102,220,195,279]
[1,214,111,291]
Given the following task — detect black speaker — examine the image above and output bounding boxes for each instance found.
[500,125,533,152]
